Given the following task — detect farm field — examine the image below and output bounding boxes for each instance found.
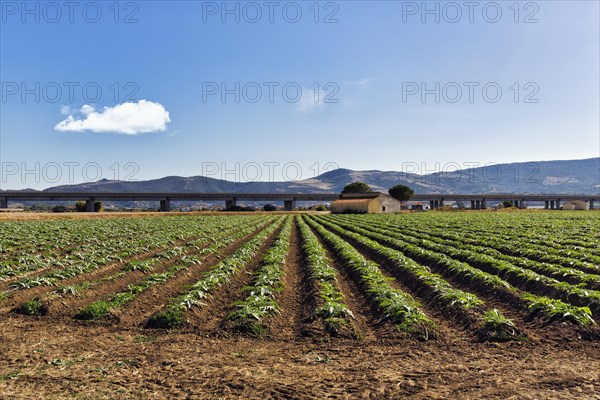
[1,211,600,399]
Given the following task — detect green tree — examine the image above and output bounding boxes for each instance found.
[75,201,87,212]
[342,182,372,194]
[388,184,414,201]
[263,204,277,212]
[75,201,103,212]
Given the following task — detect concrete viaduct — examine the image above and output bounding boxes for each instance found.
[340,193,598,210]
[0,192,597,211]
[0,192,340,212]
[411,194,597,210]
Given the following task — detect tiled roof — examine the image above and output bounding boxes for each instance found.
[331,199,374,205]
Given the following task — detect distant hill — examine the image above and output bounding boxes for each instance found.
[1,158,596,196]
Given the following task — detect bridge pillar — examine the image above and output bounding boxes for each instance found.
[550,200,555,209]
[160,199,171,212]
[439,199,444,208]
[590,200,595,210]
[556,199,561,210]
[85,197,96,212]
[481,199,487,210]
[225,199,237,210]
[520,199,527,209]
[514,200,519,209]
[284,200,296,211]
[470,200,476,209]
[0,197,7,209]
[544,201,549,209]
[429,200,435,210]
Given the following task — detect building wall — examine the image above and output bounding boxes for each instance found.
[331,201,371,214]
[562,200,588,210]
[378,195,404,213]
[331,195,405,214]
[367,200,381,213]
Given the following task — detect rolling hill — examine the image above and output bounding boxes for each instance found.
[36,158,598,195]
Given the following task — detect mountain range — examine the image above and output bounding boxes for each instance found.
[28,157,599,195]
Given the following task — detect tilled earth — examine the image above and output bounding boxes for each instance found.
[1,316,599,400]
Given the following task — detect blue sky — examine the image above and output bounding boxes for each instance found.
[1,0,599,189]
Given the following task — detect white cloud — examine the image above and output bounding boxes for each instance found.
[55,100,171,135]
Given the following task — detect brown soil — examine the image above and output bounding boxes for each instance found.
[322,243,389,340]
[0,224,251,310]
[310,220,476,341]
[317,217,594,341]
[2,214,600,398]
[186,220,285,334]
[266,219,309,339]
[0,211,325,221]
[42,221,265,320]
[115,221,278,327]
[0,316,598,399]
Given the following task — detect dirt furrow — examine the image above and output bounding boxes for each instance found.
[305,223,400,341]
[40,226,259,319]
[343,228,570,341]
[184,221,286,335]
[110,221,278,328]
[266,218,307,340]
[311,218,499,341]
[0,229,228,308]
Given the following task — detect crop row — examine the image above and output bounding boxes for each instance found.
[225,217,293,334]
[309,216,523,341]
[335,215,600,317]
[304,217,438,340]
[146,217,285,329]
[372,221,600,290]
[426,223,600,273]
[400,213,600,258]
[320,215,595,328]
[296,216,355,336]
[1,217,248,287]
[37,217,275,320]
